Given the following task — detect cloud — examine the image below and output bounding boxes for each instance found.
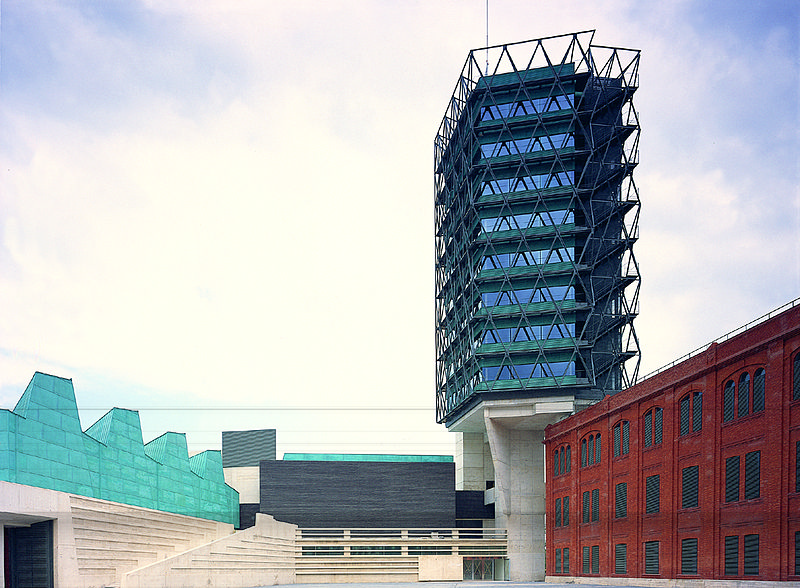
[1,0,797,453]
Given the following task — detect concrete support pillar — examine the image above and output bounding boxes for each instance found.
[455,432,485,491]
[484,416,545,581]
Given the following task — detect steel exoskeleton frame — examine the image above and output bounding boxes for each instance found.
[435,31,641,425]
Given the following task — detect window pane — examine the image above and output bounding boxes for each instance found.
[744,451,760,500]
[753,368,765,412]
[726,456,740,503]
[743,534,759,576]
[681,538,698,575]
[738,372,750,417]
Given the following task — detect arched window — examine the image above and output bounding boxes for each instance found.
[752,368,765,413]
[680,392,703,436]
[588,435,595,466]
[738,372,751,418]
[581,438,587,467]
[565,445,571,472]
[559,446,565,475]
[644,408,662,448]
[581,434,600,467]
[613,420,630,457]
[554,450,560,476]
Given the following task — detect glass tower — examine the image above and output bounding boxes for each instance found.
[435,32,641,425]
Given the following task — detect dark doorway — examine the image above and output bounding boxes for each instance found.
[4,521,54,588]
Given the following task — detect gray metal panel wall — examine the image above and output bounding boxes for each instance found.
[259,461,455,528]
[222,429,276,467]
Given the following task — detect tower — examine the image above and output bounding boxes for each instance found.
[434,32,640,580]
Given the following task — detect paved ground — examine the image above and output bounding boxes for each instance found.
[268,583,653,588]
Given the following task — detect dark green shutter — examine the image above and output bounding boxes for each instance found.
[595,433,601,464]
[615,482,627,518]
[563,547,570,573]
[556,548,562,573]
[614,424,621,457]
[738,372,750,417]
[644,541,659,575]
[563,496,569,526]
[644,411,652,447]
[582,491,590,523]
[591,488,599,522]
[654,408,662,444]
[622,420,629,454]
[615,543,627,574]
[794,352,800,400]
[680,395,690,436]
[744,451,760,500]
[692,392,703,432]
[725,456,740,503]
[724,380,735,422]
[591,545,599,574]
[681,538,698,575]
[646,475,659,513]
[752,368,764,412]
[583,546,591,574]
[725,536,738,575]
[555,497,561,527]
[743,534,759,576]
[682,465,699,509]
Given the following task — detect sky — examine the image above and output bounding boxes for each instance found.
[1,0,798,457]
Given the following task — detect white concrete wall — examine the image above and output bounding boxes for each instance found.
[223,465,260,504]
[0,480,234,588]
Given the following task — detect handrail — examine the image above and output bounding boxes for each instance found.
[636,297,800,384]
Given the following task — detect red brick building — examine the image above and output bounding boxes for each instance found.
[544,299,800,581]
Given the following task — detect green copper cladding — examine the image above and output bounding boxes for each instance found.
[435,32,641,424]
[0,372,239,525]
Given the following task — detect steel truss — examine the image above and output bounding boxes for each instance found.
[435,31,641,424]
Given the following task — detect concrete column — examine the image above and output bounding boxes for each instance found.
[484,416,546,581]
[455,432,485,491]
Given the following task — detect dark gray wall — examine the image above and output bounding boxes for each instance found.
[222,429,276,467]
[259,461,455,528]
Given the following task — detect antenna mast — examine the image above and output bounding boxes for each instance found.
[485,0,489,74]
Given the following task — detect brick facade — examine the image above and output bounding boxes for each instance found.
[544,301,800,581]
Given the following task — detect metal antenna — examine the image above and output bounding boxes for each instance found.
[485,0,489,74]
